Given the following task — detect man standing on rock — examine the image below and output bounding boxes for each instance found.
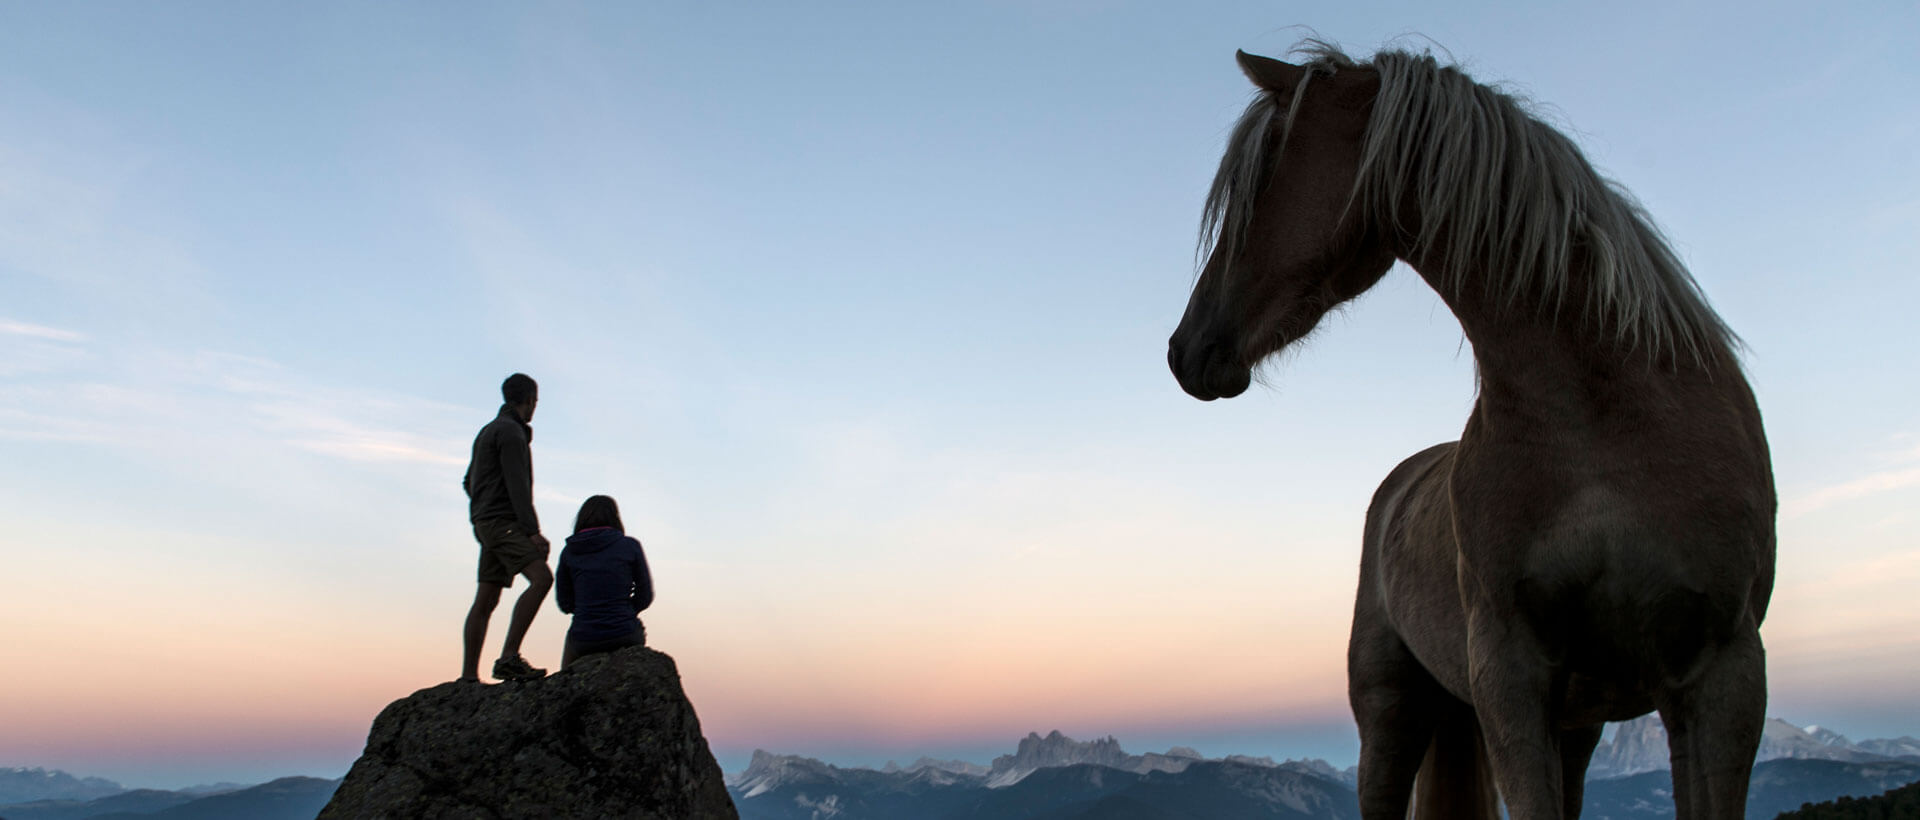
[460,373,552,682]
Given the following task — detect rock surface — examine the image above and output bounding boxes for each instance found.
[320,647,736,819]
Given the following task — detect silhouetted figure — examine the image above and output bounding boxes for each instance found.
[460,373,553,682]
[556,495,653,668]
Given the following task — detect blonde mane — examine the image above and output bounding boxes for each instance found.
[1200,42,1736,362]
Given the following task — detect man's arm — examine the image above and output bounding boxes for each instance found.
[497,427,540,536]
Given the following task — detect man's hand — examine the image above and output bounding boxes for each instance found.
[531,533,550,549]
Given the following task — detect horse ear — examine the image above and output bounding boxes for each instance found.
[1237,50,1307,92]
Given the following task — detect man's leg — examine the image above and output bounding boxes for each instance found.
[462,583,504,680]
[500,560,553,662]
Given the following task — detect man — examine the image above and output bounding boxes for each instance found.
[460,373,552,682]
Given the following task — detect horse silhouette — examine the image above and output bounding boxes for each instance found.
[1168,42,1776,820]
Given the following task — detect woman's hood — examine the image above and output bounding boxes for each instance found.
[564,526,623,554]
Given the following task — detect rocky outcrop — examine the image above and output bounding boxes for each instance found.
[321,647,735,819]
[1588,714,1672,779]
[986,731,1130,787]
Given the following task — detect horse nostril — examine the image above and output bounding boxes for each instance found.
[1170,337,1215,380]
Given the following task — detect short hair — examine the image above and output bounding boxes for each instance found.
[574,495,624,534]
[501,373,538,405]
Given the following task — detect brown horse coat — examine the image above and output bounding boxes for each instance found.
[1170,44,1775,820]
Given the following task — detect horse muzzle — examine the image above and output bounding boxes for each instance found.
[1168,335,1252,401]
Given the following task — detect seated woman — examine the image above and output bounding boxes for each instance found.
[555,495,653,668]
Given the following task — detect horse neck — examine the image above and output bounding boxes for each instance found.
[1403,241,1741,431]
[1397,231,1775,561]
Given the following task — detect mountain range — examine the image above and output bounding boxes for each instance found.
[730,756,1361,820]
[0,770,122,805]
[1584,759,1920,820]
[0,776,338,820]
[9,715,1919,819]
[1587,716,1920,779]
[730,720,1920,820]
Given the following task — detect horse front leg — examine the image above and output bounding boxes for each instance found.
[1468,615,1564,820]
[1349,616,1442,820]
[1559,725,1604,820]
[1657,628,1766,820]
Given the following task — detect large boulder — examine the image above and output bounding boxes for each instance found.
[321,647,736,819]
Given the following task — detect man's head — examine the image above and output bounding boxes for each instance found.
[502,373,539,422]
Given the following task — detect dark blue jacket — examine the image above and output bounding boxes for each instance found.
[555,527,653,642]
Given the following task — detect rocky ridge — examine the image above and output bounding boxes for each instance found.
[732,729,1355,796]
[880,757,990,777]
[1588,716,1918,779]
[321,646,735,819]
[986,730,1192,787]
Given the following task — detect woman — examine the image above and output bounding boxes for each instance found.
[555,495,653,668]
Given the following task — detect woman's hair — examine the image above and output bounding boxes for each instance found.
[573,495,624,534]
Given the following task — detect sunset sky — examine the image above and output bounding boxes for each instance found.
[3,1,1917,788]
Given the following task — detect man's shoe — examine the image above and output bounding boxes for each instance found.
[492,654,547,681]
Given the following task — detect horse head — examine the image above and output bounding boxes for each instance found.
[1169,51,1395,400]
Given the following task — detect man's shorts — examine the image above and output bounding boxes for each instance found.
[473,518,548,587]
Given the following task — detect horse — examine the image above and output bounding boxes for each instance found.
[1167,43,1776,820]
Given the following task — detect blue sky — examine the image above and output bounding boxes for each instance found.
[2,0,1917,787]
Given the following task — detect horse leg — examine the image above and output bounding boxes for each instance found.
[1558,725,1604,820]
[1349,621,1441,820]
[1468,618,1564,820]
[1657,629,1766,820]
[1415,699,1500,820]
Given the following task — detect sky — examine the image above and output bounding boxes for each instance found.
[1,0,1917,790]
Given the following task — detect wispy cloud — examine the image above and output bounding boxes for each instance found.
[1784,435,1920,518]
[0,319,86,342]
[291,438,465,466]
[0,319,93,378]
[0,407,113,443]
[1784,466,1920,519]
[257,402,466,467]
[0,336,474,470]
[206,359,474,469]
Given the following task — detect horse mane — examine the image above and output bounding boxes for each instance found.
[1200,41,1737,364]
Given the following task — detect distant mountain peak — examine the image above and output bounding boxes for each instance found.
[0,766,125,804]
[727,749,842,798]
[990,730,1141,787]
[1588,716,1903,779]
[1804,725,1856,748]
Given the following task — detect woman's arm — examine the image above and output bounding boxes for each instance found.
[555,550,575,614]
[631,539,654,613]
